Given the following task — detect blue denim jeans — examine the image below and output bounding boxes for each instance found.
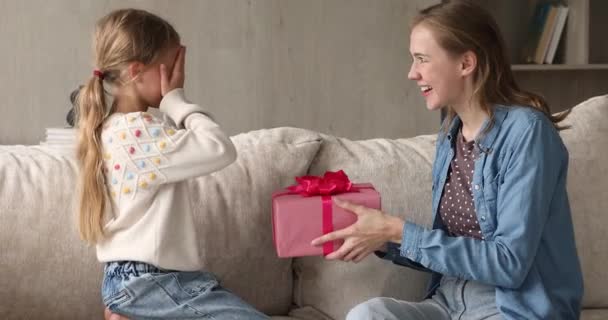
[102,261,269,320]
[346,276,502,320]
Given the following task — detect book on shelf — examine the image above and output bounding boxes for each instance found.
[522,2,569,65]
[522,2,552,63]
[544,5,569,64]
[533,5,559,64]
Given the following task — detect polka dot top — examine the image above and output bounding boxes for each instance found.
[438,128,484,240]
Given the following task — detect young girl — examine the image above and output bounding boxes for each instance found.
[76,9,269,319]
[312,1,583,319]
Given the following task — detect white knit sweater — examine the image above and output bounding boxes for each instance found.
[96,89,236,271]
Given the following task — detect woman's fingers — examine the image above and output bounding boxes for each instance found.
[342,245,364,262]
[333,198,370,216]
[325,240,354,260]
[311,227,352,246]
[353,250,372,263]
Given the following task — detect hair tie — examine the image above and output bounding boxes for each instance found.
[93,69,105,80]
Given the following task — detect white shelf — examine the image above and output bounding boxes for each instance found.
[512,64,608,71]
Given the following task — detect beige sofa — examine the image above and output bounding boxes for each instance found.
[1,95,606,320]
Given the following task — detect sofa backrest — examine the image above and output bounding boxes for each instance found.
[559,95,608,309]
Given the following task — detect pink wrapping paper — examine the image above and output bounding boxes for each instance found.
[272,183,381,258]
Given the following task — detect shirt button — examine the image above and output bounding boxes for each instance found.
[481,216,486,221]
[474,184,480,190]
[406,250,411,256]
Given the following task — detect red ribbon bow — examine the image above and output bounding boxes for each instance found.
[287,170,354,196]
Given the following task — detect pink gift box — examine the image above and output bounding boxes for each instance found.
[271,173,381,258]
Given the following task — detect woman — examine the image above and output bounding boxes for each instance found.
[312,1,583,319]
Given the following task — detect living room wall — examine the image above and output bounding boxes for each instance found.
[0,0,440,145]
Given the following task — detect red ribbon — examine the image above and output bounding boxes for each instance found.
[287,170,355,197]
[278,170,358,256]
[321,195,333,255]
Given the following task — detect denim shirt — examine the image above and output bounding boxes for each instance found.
[379,105,583,319]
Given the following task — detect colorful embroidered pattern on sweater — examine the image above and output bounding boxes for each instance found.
[102,112,180,202]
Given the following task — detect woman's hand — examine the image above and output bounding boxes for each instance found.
[160,45,186,96]
[104,307,129,320]
[311,198,405,263]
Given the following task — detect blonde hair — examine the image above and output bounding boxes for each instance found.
[76,9,180,244]
[413,0,570,132]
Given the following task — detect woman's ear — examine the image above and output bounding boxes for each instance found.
[460,50,477,77]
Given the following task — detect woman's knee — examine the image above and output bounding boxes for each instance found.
[346,297,393,320]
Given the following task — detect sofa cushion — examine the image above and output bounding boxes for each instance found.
[189,127,321,315]
[295,134,437,320]
[559,95,608,308]
[0,127,321,319]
